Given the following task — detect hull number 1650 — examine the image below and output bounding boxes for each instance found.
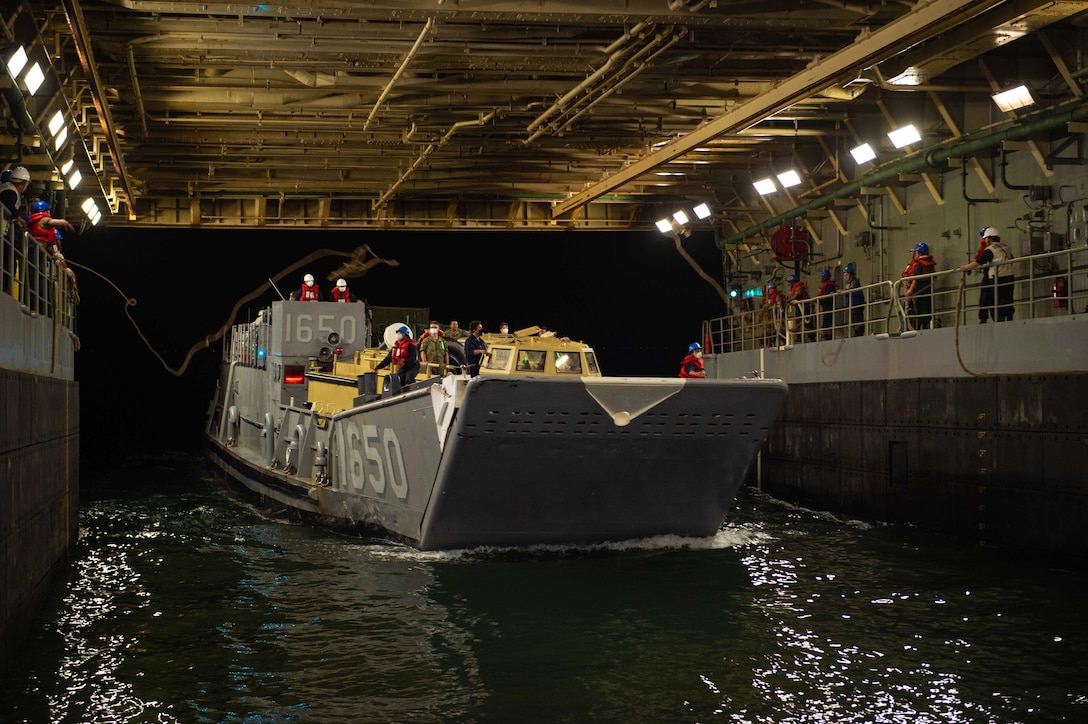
[346,424,409,499]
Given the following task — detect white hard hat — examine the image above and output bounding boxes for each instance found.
[303,273,315,284]
[981,226,1000,238]
[336,278,347,289]
[10,166,30,182]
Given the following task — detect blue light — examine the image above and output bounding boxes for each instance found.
[257,349,266,358]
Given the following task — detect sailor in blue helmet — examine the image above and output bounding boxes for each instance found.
[787,273,813,342]
[27,200,76,262]
[903,242,936,329]
[840,266,866,336]
[375,324,420,386]
[679,342,706,378]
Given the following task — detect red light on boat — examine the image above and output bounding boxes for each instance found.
[284,365,306,385]
[335,347,344,356]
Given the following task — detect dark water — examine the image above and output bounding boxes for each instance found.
[3,453,1087,723]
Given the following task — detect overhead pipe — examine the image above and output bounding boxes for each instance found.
[962,162,997,204]
[720,99,1088,248]
[999,146,1032,191]
[364,18,434,132]
[377,110,495,207]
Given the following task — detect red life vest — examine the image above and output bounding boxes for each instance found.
[297,283,320,301]
[330,287,353,302]
[678,354,705,378]
[789,281,809,301]
[914,255,936,275]
[391,337,413,366]
[817,280,837,296]
[27,211,59,248]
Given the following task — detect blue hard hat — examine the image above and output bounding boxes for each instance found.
[787,274,799,283]
[688,342,702,353]
[0,170,10,183]
[844,266,855,274]
[914,242,929,254]
[32,200,50,214]
[820,269,831,279]
[396,325,410,334]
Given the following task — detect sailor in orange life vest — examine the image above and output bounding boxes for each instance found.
[678,342,707,378]
[375,325,420,386]
[292,273,323,301]
[330,277,360,303]
[26,200,75,264]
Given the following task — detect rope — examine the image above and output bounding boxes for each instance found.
[66,244,399,377]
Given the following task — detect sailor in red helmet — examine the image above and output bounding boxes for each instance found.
[679,342,707,378]
[375,325,420,386]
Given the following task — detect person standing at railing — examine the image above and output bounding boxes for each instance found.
[678,342,707,378]
[816,269,837,341]
[958,226,1016,323]
[787,274,814,342]
[0,166,30,236]
[763,281,786,345]
[903,243,936,330]
[839,266,866,337]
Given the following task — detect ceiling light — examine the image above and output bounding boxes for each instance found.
[53,127,68,150]
[24,62,45,95]
[81,198,98,214]
[67,169,82,189]
[60,159,74,174]
[777,170,802,188]
[992,85,1034,112]
[90,210,102,225]
[850,143,877,164]
[6,46,28,78]
[655,218,674,234]
[692,203,711,219]
[672,210,690,225]
[753,178,777,196]
[48,110,64,135]
[887,125,921,149]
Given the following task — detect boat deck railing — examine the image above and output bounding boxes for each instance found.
[225,306,271,369]
[704,244,1088,353]
[1,207,77,332]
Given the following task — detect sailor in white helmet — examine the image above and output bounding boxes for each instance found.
[958,226,1016,323]
[0,165,31,221]
[292,272,323,301]
[330,277,360,303]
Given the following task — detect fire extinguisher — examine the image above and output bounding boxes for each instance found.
[1053,276,1068,309]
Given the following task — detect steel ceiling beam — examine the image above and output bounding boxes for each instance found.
[550,0,1009,218]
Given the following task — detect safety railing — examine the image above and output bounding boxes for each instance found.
[702,244,1088,354]
[1,207,78,332]
[227,307,271,369]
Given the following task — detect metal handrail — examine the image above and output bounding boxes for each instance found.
[1,207,78,333]
[702,245,1088,353]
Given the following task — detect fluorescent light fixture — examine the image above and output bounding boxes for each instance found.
[672,210,690,225]
[655,218,674,234]
[992,85,1034,112]
[60,159,74,174]
[48,110,64,135]
[6,46,28,78]
[693,202,711,219]
[67,169,82,189]
[753,178,777,195]
[90,210,102,225]
[887,125,921,149]
[777,169,802,188]
[53,127,68,150]
[24,62,45,95]
[850,142,877,164]
[81,198,97,214]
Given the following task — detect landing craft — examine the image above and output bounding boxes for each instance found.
[205,301,787,550]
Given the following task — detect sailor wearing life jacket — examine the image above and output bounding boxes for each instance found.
[293,273,323,301]
[903,243,937,329]
[26,200,75,260]
[958,226,1016,322]
[330,277,360,303]
[375,325,420,386]
[0,166,31,236]
[679,342,706,378]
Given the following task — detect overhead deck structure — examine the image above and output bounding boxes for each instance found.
[3,0,1086,230]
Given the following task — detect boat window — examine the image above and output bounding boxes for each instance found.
[486,347,512,371]
[584,351,599,375]
[517,350,547,372]
[554,351,582,374]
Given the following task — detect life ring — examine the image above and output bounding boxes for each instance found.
[445,339,467,369]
